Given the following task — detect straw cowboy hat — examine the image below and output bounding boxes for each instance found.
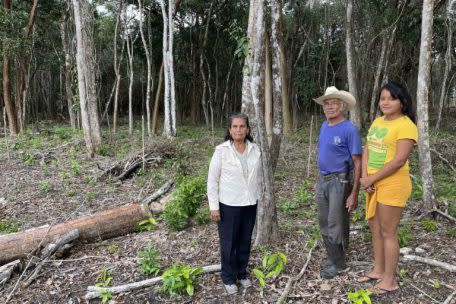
[313,86,356,110]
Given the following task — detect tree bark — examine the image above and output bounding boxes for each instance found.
[60,5,76,129]
[369,33,387,122]
[249,0,278,245]
[345,0,362,129]
[72,0,101,157]
[138,0,153,137]
[436,3,453,129]
[268,0,284,171]
[2,0,18,136]
[265,32,273,137]
[416,0,436,210]
[151,62,164,135]
[125,27,137,136]
[112,0,123,134]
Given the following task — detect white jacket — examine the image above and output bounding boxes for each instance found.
[207,140,261,211]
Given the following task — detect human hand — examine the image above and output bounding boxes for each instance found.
[346,193,357,212]
[211,210,221,221]
[360,176,373,190]
[366,185,376,194]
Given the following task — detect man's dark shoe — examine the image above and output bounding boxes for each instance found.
[321,263,339,279]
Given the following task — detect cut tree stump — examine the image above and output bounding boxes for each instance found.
[0,181,173,265]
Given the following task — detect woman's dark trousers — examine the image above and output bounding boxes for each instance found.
[218,203,257,285]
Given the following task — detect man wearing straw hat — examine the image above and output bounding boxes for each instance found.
[314,86,362,279]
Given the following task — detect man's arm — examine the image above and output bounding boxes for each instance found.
[346,154,361,212]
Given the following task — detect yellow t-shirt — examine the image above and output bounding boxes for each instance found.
[366,115,418,175]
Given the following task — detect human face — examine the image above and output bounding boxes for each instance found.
[229,117,249,142]
[379,89,402,118]
[323,98,345,120]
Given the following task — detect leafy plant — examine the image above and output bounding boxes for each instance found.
[421,219,438,232]
[397,222,414,247]
[432,279,441,289]
[161,176,206,230]
[70,160,81,175]
[194,205,210,225]
[447,228,456,238]
[138,243,161,276]
[86,190,97,201]
[347,289,372,304]
[252,252,288,292]
[95,269,113,303]
[295,180,313,205]
[278,198,298,214]
[67,189,76,197]
[21,153,35,165]
[107,244,120,255]
[39,181,51,192]
[136,218,158,232]
[161,263,203,297]
[0,217,20,233]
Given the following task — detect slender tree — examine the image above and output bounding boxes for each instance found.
[72,0,101,157]
[416,0,435,210]
[345,0,362,129]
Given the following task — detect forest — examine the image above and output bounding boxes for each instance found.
[0,0,455,303]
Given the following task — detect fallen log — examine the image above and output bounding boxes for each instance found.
[0,203,151,265]
[0,182,173,265]
[85,264,221,300]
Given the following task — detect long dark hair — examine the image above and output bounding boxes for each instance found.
[377,81,416,123]
[224,112,254,142]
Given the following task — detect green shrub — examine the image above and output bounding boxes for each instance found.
[162,176,206,230]
[67,189,76,197]
[86,190,97,201]
[194,205,210,225]
[95,268,113,303]
[0,217,20,233]
[161,263,203,297]
[421,219,438,232]
[70,160,81,175]
[295,180,313,205]
[138,243,161,276]
[398,222,414,247]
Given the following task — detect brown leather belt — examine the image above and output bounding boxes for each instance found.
[322,172,347,181]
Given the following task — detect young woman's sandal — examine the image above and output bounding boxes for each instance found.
[356,274,382,283]
[368,286,400,298]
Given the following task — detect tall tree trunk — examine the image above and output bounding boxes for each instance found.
[60,7,76,129]
[248,0,278,245]
[242,0,257,125]
[269,0,283,171]
[345,0,362,129]
[168,0,176,135]
[436,4,453,129]
[264,33,273,137]
[112,1,123,134]
[277,0,292,136]
[72,0,101,157]
[2,0,18,136]
[416,0,435,210]
[221,56,235,125]
[369,33,387,122]
[125,30,136,136]
[138,0,153,137]
[151,62,164,135]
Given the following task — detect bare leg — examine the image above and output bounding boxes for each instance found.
[364,210,384,279]
[374,203,403,291]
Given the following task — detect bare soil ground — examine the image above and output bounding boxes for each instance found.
[0,123,455,304]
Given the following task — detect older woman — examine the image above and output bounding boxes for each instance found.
[207,112,261,295]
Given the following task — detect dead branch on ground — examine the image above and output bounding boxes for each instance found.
[403,254,456,272]
[0,260,20,285]
[277,241,318,304]
[24,229,79,287]
[85,264,221,300]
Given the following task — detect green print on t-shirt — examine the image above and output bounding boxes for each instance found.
[367,126,389,169]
